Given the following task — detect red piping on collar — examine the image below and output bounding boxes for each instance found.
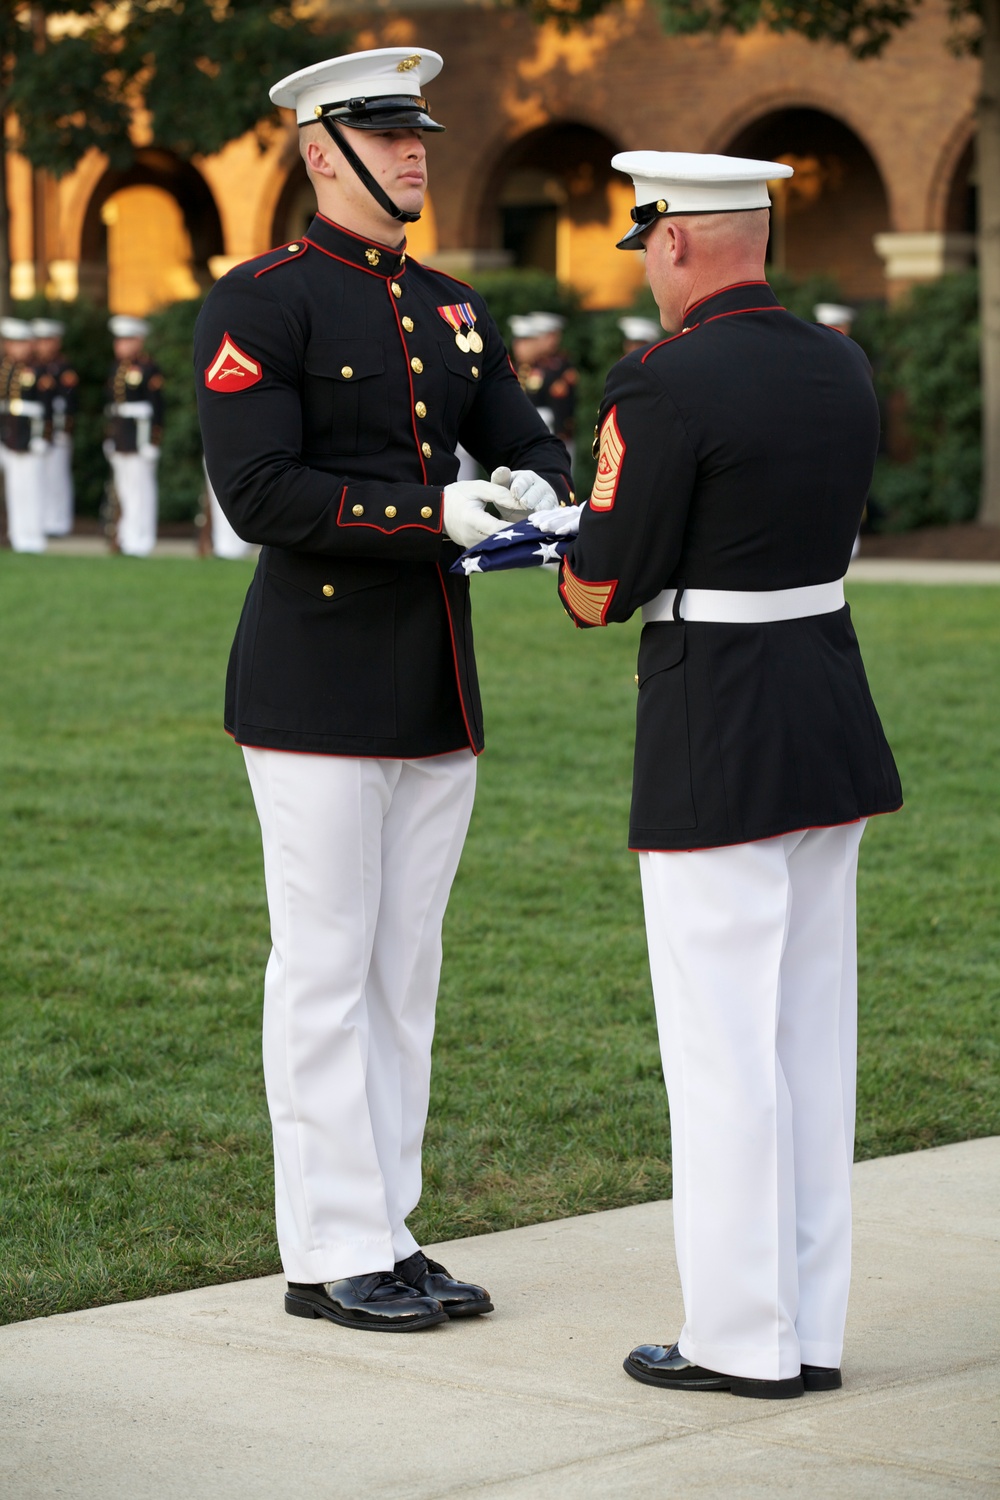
[303,236,408,281]
[641,305,785,359]
[315,212,406,258]
[683,280,771,319]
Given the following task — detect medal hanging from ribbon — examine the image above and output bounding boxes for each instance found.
[436,303,483,354]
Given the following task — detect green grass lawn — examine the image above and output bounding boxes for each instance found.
[1,556,997,1324]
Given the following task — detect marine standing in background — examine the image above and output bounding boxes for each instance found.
[33,318,78,538]
[617,314,662,357]
[0,317,49,554]
[104,315,164,557]
[195,47,572,1334]
[510,312,577,460]
[556,151,901,1398]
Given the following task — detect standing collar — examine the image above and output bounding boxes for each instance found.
[305,213,407,278]
[681,281,782,330]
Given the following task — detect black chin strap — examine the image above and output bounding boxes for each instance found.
[320,118,421,225]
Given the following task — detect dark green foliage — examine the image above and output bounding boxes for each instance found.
[0,561,997,1321]
[767,269,844,322]
[146,297,209,524]
[5,3,341,179]
[856,272,982,530]
[515,0,978,60]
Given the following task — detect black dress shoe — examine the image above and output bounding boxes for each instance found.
[394,1250,494,1317]
[802,1363,842,1391]
[624,1342,803,1399]
[284,1272,448,1331]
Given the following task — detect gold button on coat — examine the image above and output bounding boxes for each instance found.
[402,316,414,332]
[391,282,402,297]
[420,506,433,519]
[352,504,364,517]
[471,366,479,378]
[415,401,427,418]
[385,505,397,518]
[341,365,353,379]
[410,357,423,374]
[323,584,335,597]
[287,243,300,252]
[421,442,432,457]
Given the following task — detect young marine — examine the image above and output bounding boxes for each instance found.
[194,47,573,1333]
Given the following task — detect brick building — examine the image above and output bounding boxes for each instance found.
[7,0,980,314]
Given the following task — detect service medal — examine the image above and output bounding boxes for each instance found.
[455,332,470,353]
[467,330,483,353]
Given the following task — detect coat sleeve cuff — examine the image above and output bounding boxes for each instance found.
[337,484,443,537]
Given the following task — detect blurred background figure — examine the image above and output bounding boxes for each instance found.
[33,318,78,538]
[814,303,857,337]
[105,315,164,557]
[200,459,254,560]
[510,312,577,461]
[618,314,663,355]
[0,316,48,553]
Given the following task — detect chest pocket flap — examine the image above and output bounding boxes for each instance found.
[303,341,389,456]
[305,341,385,381]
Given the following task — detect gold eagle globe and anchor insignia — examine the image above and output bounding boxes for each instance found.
[365,247,382,267]
[397,55,421,72]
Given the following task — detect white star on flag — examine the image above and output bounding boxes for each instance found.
[533,542,562,563]
[494,527,525,541]
[461,555,484,574]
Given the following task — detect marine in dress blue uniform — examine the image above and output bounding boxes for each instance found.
[0,317,49,553]
[33,318,78,537]
[557,152,901,1397]
[105,315,165,557]
[194,46,572,1333]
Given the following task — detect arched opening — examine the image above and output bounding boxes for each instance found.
[79,150,224,310]
[482,122,642,309]
[722,109,890,300]
[271,159,440,261]
[945,136,978,236]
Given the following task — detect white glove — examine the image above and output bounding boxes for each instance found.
[530,502,584,537]
[443,481,511,550]
[102,439,115,461]
[139,443,161,461]
[490,466,560,519]
[29,437,50,455]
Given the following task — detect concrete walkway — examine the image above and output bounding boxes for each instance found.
[1,1138,997,1498]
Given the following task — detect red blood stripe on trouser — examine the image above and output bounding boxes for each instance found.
[242,746,477,1284]
[638,821,865,1381]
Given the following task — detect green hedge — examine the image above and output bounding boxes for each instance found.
[854,271,981,531]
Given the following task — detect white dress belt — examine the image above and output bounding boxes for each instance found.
[115,401,154,418]
[641,578,845,625]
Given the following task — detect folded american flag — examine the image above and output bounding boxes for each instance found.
[450,522,570,576]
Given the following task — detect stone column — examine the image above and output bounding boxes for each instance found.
[873,231,978,301]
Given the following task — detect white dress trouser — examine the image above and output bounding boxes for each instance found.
[207,472,253,559]
[242,746,477,1284]
[110,451,158,556]
[43,434,74,535]
[639,821,866,1381]
[3,447,46,552]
